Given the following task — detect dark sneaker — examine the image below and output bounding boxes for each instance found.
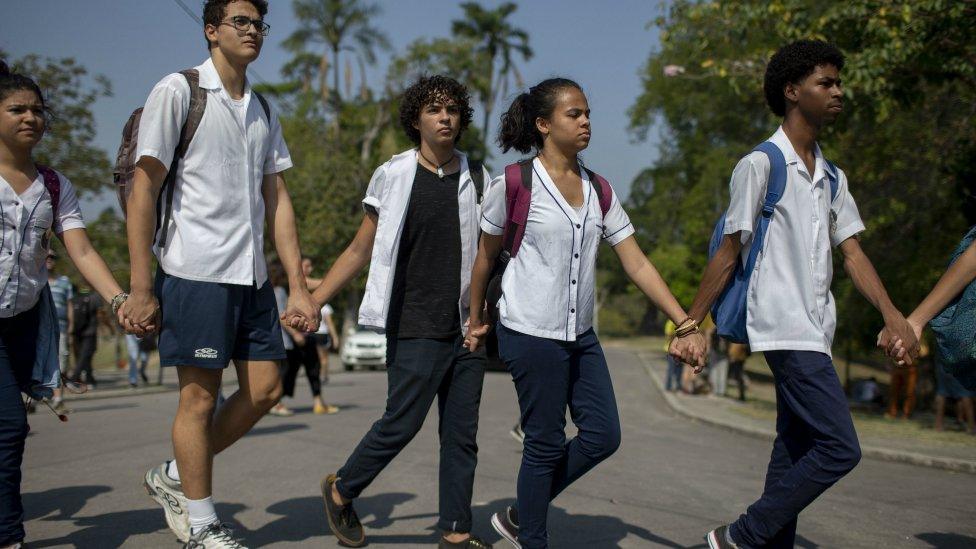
[490,506,519,548]
[321,474,365,547]
[509,423,524,445]
[439,534,493,548]
[705,525,738,549]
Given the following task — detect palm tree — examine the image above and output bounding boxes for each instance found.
[452,2,533,151]
[284,0,391,107]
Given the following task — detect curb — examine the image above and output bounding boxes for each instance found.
[63,383,178,402]
[638,352,976,475]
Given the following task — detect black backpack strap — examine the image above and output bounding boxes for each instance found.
[253,90,271,122]
[468,159,484,203]
[157,69,207,248]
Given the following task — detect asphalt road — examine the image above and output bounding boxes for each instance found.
[21,345,976,548]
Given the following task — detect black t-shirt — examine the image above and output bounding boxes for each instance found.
[386,164,462,339]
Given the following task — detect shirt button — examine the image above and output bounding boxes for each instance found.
[574,253,579,258]
[575,224,581,228]
[570,308,575,313]
[572,280,577,284]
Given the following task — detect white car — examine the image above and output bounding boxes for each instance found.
[340,326,387,371]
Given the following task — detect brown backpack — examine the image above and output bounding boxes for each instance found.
[114,68,270,247]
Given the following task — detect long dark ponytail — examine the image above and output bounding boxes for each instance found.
[497,78,582,154]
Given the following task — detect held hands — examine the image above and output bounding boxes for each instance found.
[877,314,922,367]
[668,332,707,373]
[464,317,492,352]
[281,288,321,333]
[119,290,160,336]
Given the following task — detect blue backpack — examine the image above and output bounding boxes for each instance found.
[930,225,976,390]
[708,141,839,343]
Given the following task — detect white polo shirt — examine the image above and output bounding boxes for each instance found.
[480,158,635,341]
[724,127,865,356]
[0,170,85,317]
[357,149,488,331]
[137,58,293,287]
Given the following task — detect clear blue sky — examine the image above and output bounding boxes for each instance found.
[2,0,664,219]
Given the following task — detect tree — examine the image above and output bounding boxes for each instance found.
[451,2,533,154]
[283,0,391,108]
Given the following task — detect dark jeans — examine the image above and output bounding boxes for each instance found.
[665,354,682,391]
[497,324,621,549]
[336,335,485,533]
[283,339,321,398]
[0,304,40,546]
[730,351,861,548]
[70,334,97,385]
[728,360,746,401]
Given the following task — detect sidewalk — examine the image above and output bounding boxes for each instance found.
[624,345,976,475]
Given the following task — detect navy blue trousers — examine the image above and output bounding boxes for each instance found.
[336,335,486,533]
[730,351,861,548]
[498,325,621,549]
[0,304,39,546]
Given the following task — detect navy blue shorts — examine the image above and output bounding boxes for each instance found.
[154,269,286,368]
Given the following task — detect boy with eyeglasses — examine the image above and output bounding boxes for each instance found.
[123,1,318,547]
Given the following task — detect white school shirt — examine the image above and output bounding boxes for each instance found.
[357,149,488,331]
[724,127,865,356]
[480,158,635,341]
[137,57,293,287]
[315,304,334,335]
[0,170,85,317]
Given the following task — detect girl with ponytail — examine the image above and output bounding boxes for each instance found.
[0,62,126,549]
[467,79,706,549]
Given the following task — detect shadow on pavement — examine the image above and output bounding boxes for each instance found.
[917,532,976,548]
[245,491,418,546]
[23,485,112,521]
[245,422,309,437]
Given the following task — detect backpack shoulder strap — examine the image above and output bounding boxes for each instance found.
[468,159,484,203]
[253,90,271,122]
[36,165,61,219]
[158,69,207,248]
[824,159,839,202]
[582,167,613,218]
[752,141,788,218]
[502,159,534,258]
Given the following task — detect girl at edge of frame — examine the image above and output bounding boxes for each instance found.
[465,77,707,549]
[0,60,129,549]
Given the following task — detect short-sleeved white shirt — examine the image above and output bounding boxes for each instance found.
[480,158,634,341]
[0,169,85,317]
[137,57,293,287]
[724,127,865,356]
[315,304,334,335]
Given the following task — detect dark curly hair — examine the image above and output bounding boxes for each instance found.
[399,75,473,146]
[764,40,845,117]
[203,0,269,50]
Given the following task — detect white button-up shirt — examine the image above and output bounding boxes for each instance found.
[0,170,85,317]
[358,149,488,331]
[480,158,634,341]
[137,58,293,286]
[724,127,865,356]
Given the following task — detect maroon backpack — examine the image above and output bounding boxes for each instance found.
[36,165,61,218]
[114,69,270,247]
[485,159,614,316]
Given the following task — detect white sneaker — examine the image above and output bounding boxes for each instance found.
[184,522,248,548]
[144,461,190,541]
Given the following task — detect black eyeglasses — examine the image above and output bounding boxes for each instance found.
[220,15,270,36]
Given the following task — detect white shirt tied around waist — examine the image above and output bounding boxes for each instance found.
[137,57,293,287]
[0,170,85,317]
[724,127,865,357]
[480,158,635,341]
[357,148,489,332]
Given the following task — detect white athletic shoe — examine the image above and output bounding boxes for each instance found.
[184,522,248,549]
[144,461,190,541]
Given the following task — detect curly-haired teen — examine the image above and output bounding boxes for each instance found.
[684,39,917,549]
[128,0,316,547]
[285,74,492,548]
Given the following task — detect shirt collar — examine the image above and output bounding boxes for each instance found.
[195,57,251,94]
[769,126,826,184]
